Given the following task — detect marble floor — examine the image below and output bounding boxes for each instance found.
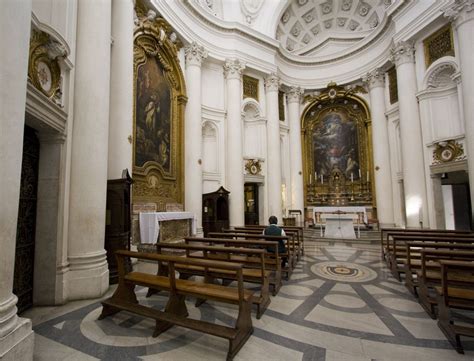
[24,238,474,361]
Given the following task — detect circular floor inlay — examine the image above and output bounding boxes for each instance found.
[311,261,377,283]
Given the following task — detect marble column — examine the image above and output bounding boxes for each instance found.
[444,0,474,223]
[67,0,112,299]
[224,59,245,226]
[265,73,283,221]
[391,41,428,227]
[287,86,304,214]
[0,0,35,359]
[184,42,207,234]
[108,0,134,179]
[364,69,394,226]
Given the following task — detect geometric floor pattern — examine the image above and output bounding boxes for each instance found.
[27,239,474,360]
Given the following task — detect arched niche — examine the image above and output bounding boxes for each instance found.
[301,83,373,207]
[132,8,186,210]
[202,121,218,173]
[418,56,463,143]
[242,98,266,159]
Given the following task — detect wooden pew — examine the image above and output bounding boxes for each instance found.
[185,237,283,295]
[154,242,270,319]
[415,249,474,318]
[435,260,474,354]
[385,234,474,280]
[99,250,253,361]
[233,226,303,260]
[403,242,474,295]
[380,228,473,259]
[209,232,294,280]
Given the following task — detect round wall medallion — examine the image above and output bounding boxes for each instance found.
[36,61,52,92]
[440,148,454,162]
[311,261,377,283]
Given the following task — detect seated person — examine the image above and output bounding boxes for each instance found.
[263,216,287,266]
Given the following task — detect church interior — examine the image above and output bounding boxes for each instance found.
[1,0,474,360]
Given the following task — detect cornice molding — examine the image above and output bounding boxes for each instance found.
[443,0,474,27]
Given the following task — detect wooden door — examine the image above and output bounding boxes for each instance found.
[244,183,259,225]
[14,126,40,313]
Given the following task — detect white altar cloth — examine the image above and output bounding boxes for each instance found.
[139,212,196,244]
[321,214,358,239]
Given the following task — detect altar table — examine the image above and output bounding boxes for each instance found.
[139,212,196,244]
[321,213,359,239]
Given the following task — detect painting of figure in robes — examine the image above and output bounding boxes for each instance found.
[135,56,172,172]
[313,112,360,179]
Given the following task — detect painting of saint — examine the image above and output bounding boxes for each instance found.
[135,55,172,172]
[313,112,360,179]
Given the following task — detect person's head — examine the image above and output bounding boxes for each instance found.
[268,216,278,225]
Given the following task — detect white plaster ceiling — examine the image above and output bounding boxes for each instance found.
[277,0,391,56]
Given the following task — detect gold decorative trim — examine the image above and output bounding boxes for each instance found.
[433,140,465,164]
[28,29,63,102]
[243,74,259,101]
[423,24,454,68]
[133,1,186,208]
[245,159,262,175]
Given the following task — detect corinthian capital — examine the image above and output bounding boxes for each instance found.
[264,73,280,93]
[223,59,245,80]
[184,42,208,67]
[363,68,385,89]
[287,86,304,103]
[390,41,415,67]
[443,0,474,26]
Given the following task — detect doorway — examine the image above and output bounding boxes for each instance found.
[244,183,259,225]
[441,171,472,230]
[14,126,40,313]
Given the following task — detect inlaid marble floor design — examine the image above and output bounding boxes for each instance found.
[26,239,474,361]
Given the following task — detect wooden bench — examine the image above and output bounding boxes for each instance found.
[154,242,270,319]
[380,228,473,259]
[209,232,294,280]
[99,250,253,361]
[403,242,474,295]
[233,226,304,259]
[385,234,474,280]
[435,260,474,354]
[415,249,474,318]
[185,237,283,295]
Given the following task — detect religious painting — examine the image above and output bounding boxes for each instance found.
[135,56,172,172]
[313,111,360,180]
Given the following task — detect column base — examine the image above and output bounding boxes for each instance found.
[67,251,109,300]
[0,317,34,361]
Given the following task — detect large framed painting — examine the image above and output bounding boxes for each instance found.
[313,111,360,180]
[132,11,186,210]
[135,57,172,172]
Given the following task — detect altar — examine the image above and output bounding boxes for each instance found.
[139,211,196,244]
[312,206,366,239]
[321,213,359,239]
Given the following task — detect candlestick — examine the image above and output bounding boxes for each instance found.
[351,173,353,183]
[358,169,361,178]
[367,171,369,181]
[310,174,312,184]
[320,174,323,184]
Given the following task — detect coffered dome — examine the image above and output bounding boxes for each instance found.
[277,0,391,57]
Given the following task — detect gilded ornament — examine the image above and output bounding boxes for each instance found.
[423,24,454,68]
[433,140,465,164]
[245,159,262,175]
